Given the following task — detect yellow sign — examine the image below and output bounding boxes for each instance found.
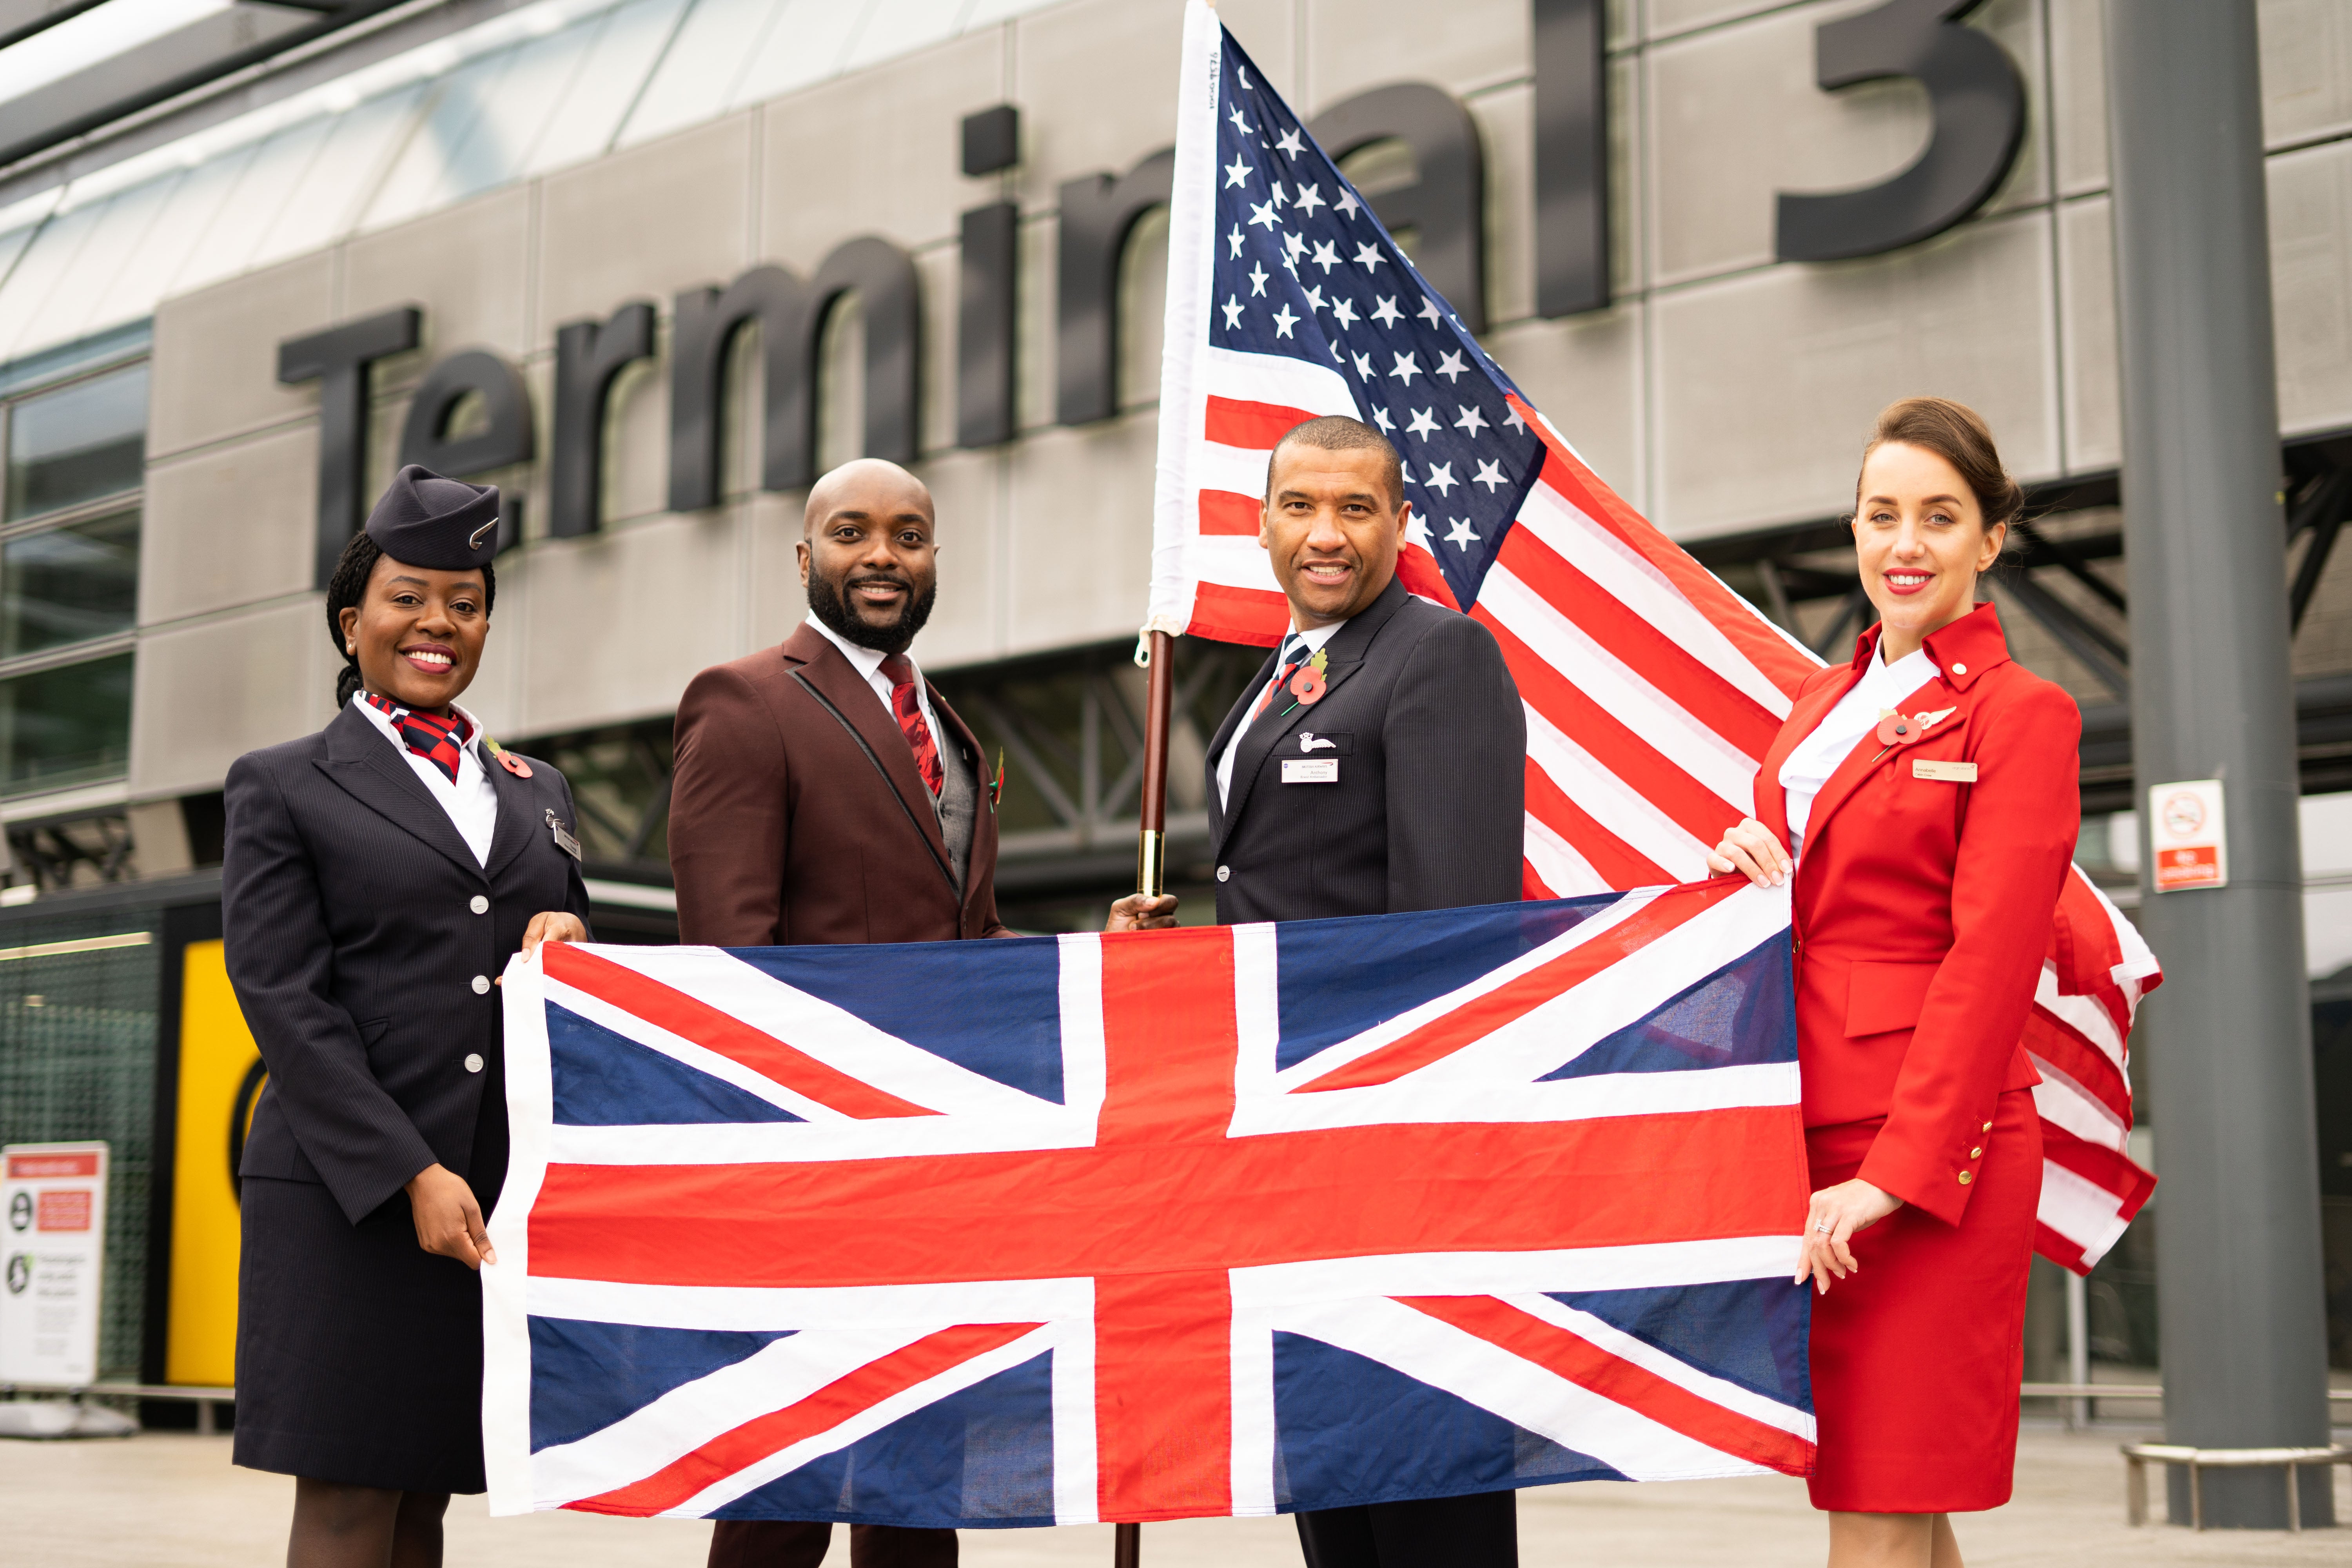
[165,939,261,1387]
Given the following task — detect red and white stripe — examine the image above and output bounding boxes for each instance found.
[1144,360,2159,1270]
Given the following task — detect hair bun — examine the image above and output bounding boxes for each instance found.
[1858,397,2022,528]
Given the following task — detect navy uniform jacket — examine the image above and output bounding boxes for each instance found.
[1205,573,1526,923]
[222,702,593,1224]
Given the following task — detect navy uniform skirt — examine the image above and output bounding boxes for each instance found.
[232,1108,506,1493]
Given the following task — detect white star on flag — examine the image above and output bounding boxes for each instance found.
[1311,240,1340,273]
[1424,462,1458,496]
[1370,296,1403,328]
[1304,285,1328,312]
[1295,183,1326,216]
[1502,404,1528,433]
[1248,199,1278,229]
[1389,352,1422,384]
[1417,295,1444,326]
[1334,187,1361,219]
[1229,106,1254,134]
[1352,350,1374,376]
[1221,297,1245,330]
[1404,407,1440,439]
[1331,298,1359,328]
[1271,303,1299,338]
[1225,156,1253,187]
[1454,405,1490,437]
[1370,406,1395,432]
[1435,350,1467,383]
[1443,517,1481,551]
[1275,125,1304,156]
[1228,226,1246,259]
[1355,243,1384,272]
[1472,459,1506,492]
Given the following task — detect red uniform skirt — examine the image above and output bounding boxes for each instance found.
[1803,1087,2040,1513]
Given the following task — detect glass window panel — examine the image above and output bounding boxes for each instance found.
[360,50,524,232]
[4,175,185,360]
[525,0,691,175]
[620,0,791,147]
[0,650,132,794]
[0,200,109,364]
[165,123,320,291]
[720,0,869,116]
[75,155,247,344]
[0,510,137,657]
[248,86,430,266]
[6,365,150,521]
[839,0,961,71]
[433,27,608,207]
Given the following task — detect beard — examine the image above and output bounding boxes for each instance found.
[806,564,937,652]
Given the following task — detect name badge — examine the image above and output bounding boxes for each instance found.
[1281,758,1339,784]
[545,808,583,859]
[1913,759,1978,782]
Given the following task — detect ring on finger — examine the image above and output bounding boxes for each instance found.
[1813,1221,1831,1234]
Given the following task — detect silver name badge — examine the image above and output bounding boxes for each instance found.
[1281,758,1339,784]
[545,808,582,860]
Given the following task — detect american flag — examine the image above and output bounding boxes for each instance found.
[484,886,1818,1525]
[1143,0,2157,1274]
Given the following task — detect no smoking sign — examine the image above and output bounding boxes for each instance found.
[2149,778,2228,893]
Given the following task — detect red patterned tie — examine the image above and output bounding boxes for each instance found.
[363,692,469,783]
[1251,635,1305,721]
[878,653,944,796]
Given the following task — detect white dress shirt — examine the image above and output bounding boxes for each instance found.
[1776,641,1940,860]
[1217,620,1345,811]
[352,693,499,867]
[804,615,948,756]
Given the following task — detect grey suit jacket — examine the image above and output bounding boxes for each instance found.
[1205,573,1526,924]
[222,704,593,1223]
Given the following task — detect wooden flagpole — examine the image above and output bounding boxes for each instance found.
[1134,630,1176,900]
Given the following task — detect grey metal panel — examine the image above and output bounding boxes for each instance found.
[2107,0,2336,1531]
[0,0,107,54]
[0,3,328,167]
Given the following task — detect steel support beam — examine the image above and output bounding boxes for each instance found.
[2106,0,2333,1528]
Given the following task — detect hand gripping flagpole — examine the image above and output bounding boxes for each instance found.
[1133,630,1176,901]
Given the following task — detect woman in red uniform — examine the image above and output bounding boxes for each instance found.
[1707,398,2080,1567]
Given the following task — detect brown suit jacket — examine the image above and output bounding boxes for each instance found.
[669,623,1012,945]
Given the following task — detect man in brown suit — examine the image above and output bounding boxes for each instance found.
[670,458,1172,1568]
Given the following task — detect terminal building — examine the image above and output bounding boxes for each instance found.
[0,0,2343,1407]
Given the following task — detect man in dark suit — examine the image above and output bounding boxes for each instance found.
[1205,416,1525,1565]
[668,458,1171,1568]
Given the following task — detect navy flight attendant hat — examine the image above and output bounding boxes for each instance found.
[364,464,501,569]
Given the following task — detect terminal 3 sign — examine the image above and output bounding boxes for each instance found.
[276,0,2022,589]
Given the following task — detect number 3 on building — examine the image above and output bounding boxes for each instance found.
[1775,0,2028,264]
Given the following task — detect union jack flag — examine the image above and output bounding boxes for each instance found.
[484,882,1817,1526]
[1143,2,2157,1274]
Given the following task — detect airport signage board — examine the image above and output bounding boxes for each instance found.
[0,1141,109,1386]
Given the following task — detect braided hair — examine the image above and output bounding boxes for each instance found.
[324,531,497,711]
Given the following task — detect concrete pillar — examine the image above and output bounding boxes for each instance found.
[2105,0,2335,1529]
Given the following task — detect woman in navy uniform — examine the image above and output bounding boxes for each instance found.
[223,466,593,1566]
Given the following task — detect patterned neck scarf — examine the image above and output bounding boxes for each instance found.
[363,692,472,784]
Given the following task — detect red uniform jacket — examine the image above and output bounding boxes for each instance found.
[669,624,1012,946]
[1752,603,2079,1227]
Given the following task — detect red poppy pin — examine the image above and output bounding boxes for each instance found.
[1873,706,1956,755]
[486,737,532,778]
[1283,648,1330,712]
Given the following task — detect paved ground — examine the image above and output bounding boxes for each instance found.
[4,1422,2347,1566]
